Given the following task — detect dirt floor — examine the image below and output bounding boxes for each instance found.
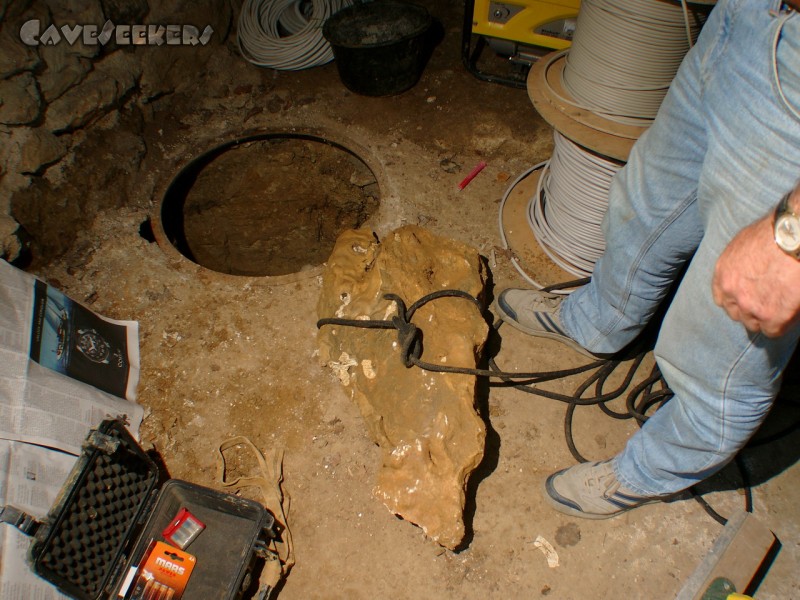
[12,1,799,598]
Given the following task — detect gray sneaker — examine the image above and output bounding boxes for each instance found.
[495,288,596,358]
[543,460,661,519]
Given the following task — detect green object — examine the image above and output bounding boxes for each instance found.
[701,577,737,600]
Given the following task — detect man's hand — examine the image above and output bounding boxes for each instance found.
[712,213,800,337]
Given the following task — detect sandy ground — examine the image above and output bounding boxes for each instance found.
[17,1,799,598]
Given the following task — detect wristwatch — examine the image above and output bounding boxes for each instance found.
[75,327,112,364]
[773,191,800,259]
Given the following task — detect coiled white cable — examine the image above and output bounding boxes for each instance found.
[562,0,704,125]
[772,10,800,122]
[279,1,312,35]
[528,131,624,278]
[238,0,353,70]
[498,162,554,291]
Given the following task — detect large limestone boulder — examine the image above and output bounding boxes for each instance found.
[317,226,488,549]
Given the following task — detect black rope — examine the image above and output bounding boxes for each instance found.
[688,489,728,526]
[317,288,756,524]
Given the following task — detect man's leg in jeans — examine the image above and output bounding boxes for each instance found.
[558,41,708,354]
[616,226,800,497]
[539,2,714,519]
[613,5,800,498]
[496,9,709,356]
[546,3,800,517]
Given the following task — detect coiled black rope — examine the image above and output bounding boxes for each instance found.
[318,288,668,444]
[317,286,753,525]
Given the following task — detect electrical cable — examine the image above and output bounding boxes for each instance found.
[688,489,728,525]
[497,162,553,291]
[529,131,624,279]
[317,289,659,421]
[500,4,704,285]
[679,0,695,50]
[771,9,800,121]
[318,288,663,459]
[237,0,353,70]
[316,287,775,525]
[560,0,705,125]
[279,1,312,35]
[497,145,620,289]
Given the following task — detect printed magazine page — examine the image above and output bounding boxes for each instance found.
[0,258,142,455]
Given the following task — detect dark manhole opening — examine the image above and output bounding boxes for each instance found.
[160,133,380,277]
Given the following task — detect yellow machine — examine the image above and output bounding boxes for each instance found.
[462,0,581,86]
[472,0,580,51]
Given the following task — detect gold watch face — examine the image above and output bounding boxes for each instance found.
[775,213,800,253]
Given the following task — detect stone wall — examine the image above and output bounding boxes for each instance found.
[0,0,233,261]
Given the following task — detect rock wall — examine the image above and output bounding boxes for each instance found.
[0,0,232,261]
[317,226,489,549]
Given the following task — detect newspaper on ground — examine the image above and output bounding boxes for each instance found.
[0,258,144,598]
[0,440,75,599]
[0,259,142,454]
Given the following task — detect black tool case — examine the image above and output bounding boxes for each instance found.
[8,419,275,600]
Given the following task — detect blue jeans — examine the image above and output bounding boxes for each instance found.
[560,0,800,496]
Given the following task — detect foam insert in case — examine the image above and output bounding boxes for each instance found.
[15,419,274,600]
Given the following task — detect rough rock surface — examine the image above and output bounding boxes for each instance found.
[0,0,234,216]
[317,226,489,549]
[0,72,41,125]
[37,44,93,103]
[0,213,20,261]
[17,127,68,174]
[0,27,40,79]
[45,51,141,133]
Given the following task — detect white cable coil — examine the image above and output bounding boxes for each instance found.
[238,0,353,70]
[529,131,624,278]
[279,1,312,35]
[562,0,704,125]
[498,163,549,291]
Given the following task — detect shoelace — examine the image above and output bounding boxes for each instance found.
[581,463,621,498]
[600,474,621,499]
[526,293,563,312]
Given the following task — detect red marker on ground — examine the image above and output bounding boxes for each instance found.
[457,160,487,191]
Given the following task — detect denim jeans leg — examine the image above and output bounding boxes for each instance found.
[612,4,800,496]
[615,228,800,496]
[557,2,717,354]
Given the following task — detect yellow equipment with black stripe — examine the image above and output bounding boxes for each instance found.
[462,0,580,87]
[471,0,580,51]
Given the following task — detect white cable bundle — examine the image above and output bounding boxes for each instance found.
[279,1,312,34]
[562,0,704,125]
[529,131,624,278]
[238,0,353,70]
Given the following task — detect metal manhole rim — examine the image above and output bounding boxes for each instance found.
[151,125,386,285]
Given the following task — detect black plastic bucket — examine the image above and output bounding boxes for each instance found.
[323,0,432,97]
